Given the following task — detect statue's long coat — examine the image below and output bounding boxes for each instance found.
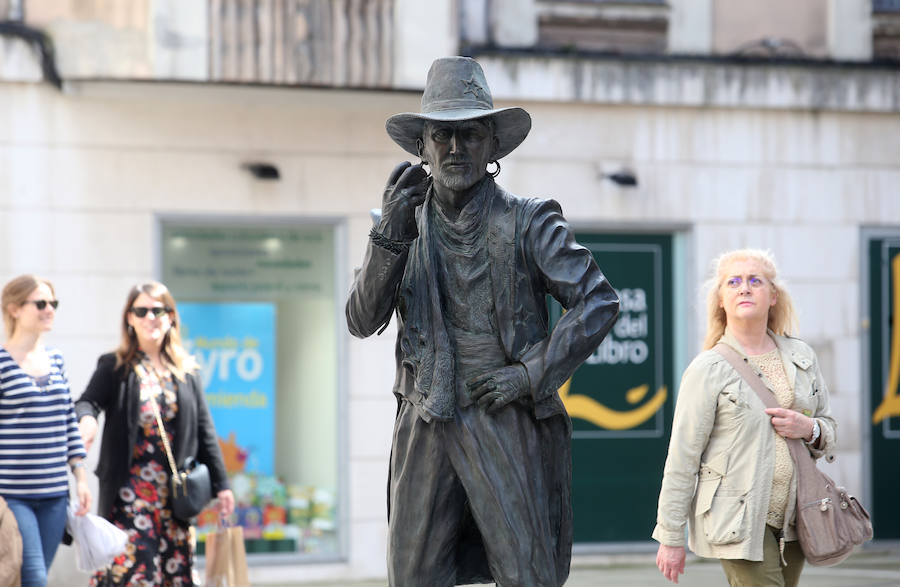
[347,178,620,585]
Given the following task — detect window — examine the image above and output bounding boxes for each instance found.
[873,0,900,60]
[160,220,341,559]
[536,0,668,53]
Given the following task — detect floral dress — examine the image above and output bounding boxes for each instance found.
[92,358,193,586]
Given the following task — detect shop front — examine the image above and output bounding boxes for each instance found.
[551,232,684,546]
[159,219,344,560]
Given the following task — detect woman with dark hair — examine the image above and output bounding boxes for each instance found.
[653,249,836,586]
[0,274,91,587]
[76,281,234,585]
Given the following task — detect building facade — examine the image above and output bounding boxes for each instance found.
[1,0,899,583]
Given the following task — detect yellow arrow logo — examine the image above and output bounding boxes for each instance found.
[559,379,667,430]
[873,252,900,425]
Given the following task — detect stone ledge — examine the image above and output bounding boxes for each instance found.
[473,52,900,113]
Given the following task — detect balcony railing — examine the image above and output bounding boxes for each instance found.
[208,0,393,87]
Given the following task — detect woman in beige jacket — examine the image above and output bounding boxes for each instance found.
[653,249,836,586]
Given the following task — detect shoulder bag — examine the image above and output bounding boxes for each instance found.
[146,368,213,523]
[0,495,22,587]
[714,343,873,566]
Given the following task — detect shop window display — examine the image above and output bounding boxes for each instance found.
[160,222,340,558]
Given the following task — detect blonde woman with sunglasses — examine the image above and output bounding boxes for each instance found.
[0,275,91,587]
[75,281,233,586]
[653,250,836,586]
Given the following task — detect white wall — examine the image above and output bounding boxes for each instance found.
[669,0,873,60]
[490,0,537,48]
[391,0,457,89]
[668,0,713,54]
[828,0,873,61]
[0,80,416,584]
[2,61,899,580]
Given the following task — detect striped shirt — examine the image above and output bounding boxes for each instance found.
[0,347,86,498]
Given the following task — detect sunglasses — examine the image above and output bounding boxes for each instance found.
[724,276,768,289]
[25,300,59,310]
[130,306,171,318]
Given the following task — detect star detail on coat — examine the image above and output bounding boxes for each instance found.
[462,77,487,101]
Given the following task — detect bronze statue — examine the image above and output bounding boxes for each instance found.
[346,56,619,587]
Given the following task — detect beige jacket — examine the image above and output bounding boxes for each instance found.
[0,495,22,587]
[652,330,836,561]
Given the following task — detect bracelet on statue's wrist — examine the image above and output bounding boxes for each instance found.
[369,228,413,255]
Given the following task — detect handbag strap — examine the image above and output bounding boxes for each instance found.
[136,363,182,486]
[713,343,811,466]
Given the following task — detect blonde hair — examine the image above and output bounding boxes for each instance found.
[702,249,797,350]
[2,275,55,338]
[115,281,196,381]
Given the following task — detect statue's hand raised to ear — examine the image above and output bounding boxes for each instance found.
[378,161,430,242]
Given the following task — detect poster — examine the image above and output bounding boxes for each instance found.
[179,302,276,476]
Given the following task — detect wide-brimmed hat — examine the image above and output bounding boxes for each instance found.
[386,56,531,160]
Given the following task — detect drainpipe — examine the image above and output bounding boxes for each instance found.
[0,18,63,90]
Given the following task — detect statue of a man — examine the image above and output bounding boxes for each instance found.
[346,56,619,587]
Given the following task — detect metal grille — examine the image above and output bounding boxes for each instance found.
[208,0,393,87]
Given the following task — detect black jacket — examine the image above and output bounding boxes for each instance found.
[75,353,229,520]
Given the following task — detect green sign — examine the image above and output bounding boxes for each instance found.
[551,233,674,543]
[868,237,900,540]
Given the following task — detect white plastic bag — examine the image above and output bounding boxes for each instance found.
[66,506,129,572]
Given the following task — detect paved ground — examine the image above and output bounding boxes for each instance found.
[266,547,900,587]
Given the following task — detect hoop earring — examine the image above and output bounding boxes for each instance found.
[420,159,431,178]
[487,160,501,178]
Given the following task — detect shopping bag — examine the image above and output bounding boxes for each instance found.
[205,523,250,587]
[0,495,22,587]
[66,506,129,572]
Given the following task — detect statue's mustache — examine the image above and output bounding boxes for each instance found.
[441,158,471,168]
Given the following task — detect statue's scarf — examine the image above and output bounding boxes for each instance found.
[399,176,495,422]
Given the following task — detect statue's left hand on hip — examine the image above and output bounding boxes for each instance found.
[467,364,529,414]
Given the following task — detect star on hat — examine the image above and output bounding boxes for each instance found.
[462,77,486,101]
